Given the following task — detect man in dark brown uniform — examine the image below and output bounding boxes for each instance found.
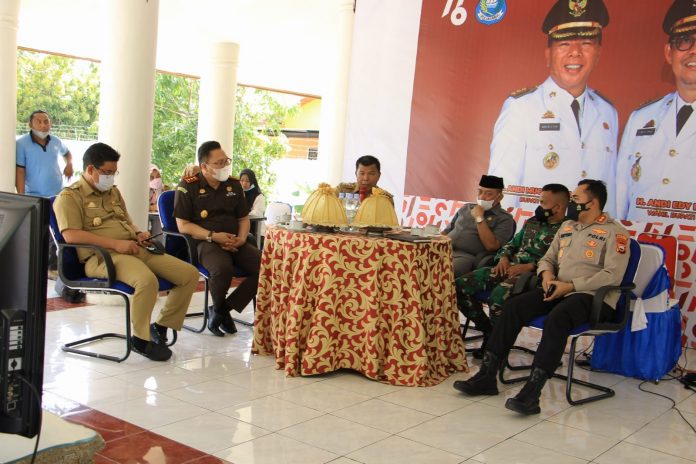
[174,141,261,337]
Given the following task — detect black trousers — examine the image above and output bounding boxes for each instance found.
[487,288,613,376]
[198,242,261,314]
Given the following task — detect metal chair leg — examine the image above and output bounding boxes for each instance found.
[183,279,209,333]
[61,292,132,363]
[500,335,614,405]
[166,329,178,346]
[231,296,255,327]
[554,336,614,405]
[461,317,485,355]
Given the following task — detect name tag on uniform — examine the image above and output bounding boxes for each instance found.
[636,128,655,136]
[539,123,560,131]
[226,192,236,197]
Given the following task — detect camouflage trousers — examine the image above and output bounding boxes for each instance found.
[455,266,519,327]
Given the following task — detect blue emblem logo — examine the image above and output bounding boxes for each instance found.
[475,0,507,26]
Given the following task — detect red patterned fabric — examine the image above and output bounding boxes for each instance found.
[252,227,468,386]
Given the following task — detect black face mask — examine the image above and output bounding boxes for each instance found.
[534,205,555,223]
[567,200,591,221]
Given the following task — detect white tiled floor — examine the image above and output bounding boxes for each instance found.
[42,289,696,464]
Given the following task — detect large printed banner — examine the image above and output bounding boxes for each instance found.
[404,0,696,347]
[405,0,691,219]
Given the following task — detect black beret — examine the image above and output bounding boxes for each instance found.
[542,0,609,40]
[479,175,505,190]
[663,0,696,36]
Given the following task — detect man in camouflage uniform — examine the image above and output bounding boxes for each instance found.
[457,184,570,357]
[336,155,394,204]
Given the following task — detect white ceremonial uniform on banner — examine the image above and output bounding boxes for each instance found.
[489,77,618,214]
[616,92,696,224]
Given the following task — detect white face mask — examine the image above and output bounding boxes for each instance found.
[31,129,49,139]
[212,164,232,182]
[477,199,495,211]
[95,174,115,192]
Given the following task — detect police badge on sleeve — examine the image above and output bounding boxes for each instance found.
[475,0,506,25]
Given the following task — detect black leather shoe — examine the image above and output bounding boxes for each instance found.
[221,312,238,334]
[150,323,168,345]
[207,312,225,337]
[131,337,172,361]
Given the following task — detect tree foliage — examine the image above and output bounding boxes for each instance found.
[16,50,297,193]
[151,73,200,186]
[16,50,100,138]
[232,86,297,194]
[151,79,298,192]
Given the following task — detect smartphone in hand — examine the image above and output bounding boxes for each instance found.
[545,284,556,298]
[145,244,164,254]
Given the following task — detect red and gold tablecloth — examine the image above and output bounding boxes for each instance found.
[252,227,468,386]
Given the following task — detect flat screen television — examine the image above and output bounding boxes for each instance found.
[0,192,48,438]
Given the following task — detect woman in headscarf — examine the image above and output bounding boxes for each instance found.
[239,168,266,217]
[149,164,164,212]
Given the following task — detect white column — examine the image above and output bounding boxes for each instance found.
[0,0,20,193]
[196,42,240,160]
[318,0,355,185]
[98,0,159,229]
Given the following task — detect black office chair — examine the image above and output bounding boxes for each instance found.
[157,190,256,331]
[498,238,641,405]
[48,197,177,363]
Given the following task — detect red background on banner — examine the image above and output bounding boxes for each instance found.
[406,0,675,201]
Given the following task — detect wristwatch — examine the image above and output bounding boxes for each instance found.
[475,216,484,224]
[206,231,214,243]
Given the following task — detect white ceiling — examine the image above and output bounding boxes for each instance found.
[17,0,340,96]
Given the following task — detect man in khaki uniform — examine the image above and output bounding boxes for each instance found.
[336,155,394,204]
[54,142,199,361]
[454,179,630,416]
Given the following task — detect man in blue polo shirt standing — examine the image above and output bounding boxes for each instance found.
[16,109,79,300]
[16,110,74,196]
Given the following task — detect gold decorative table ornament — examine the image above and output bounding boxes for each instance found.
[351,187,399,230]
[301,183,348,229]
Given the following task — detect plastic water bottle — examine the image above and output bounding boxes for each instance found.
[345,193,358,224]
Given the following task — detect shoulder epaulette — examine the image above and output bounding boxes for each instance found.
[592,89,614,106]
[67,183,80,190]
[336,182,356,192]
[183,175,199,184]
[636,96,662,111]
[510,86,538,99]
